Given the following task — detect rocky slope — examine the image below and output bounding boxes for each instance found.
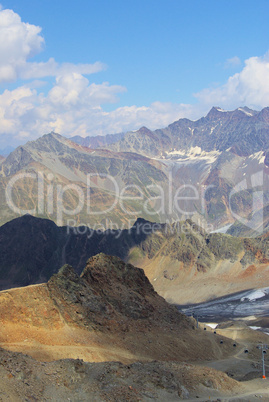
[1,215,269,305]
[0,255,268,400]
[0,132,167,227]
[0,107,269,232]
[107,106,269,234]
[70,132,125,148]
[108,107,269,157]
[0,347,242,401]
[127,220,269,304]
[0,253,233,364]
[0,215,152,290]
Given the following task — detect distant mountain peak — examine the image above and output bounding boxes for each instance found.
[259,106,269,122]
[206,106,258,120]
[69,132,126,149]
[206,106,227,119]
[137,126,151,133]
[236,106,257,116]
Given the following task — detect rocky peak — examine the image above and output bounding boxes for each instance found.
[47,253,186,330]
[205,106,226,120]
[1,145,33,177]
[81,253,154,294]
[56,264,80,282]
[132,217,161,232]
[136,126,152,135]
[134,126,158,140]
[258,106,269,123]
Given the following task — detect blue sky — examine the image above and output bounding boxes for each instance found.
[0,0,269,147]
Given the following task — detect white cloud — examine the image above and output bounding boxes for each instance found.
[196,52,269,110]
[0,8,105,83]
[46,73,126,111]
[0,78,194,143]
[0,6,269,148]
[107,102,195,133]
[0,8,44,82]
[20,58,106,80]
[3,50,269,146]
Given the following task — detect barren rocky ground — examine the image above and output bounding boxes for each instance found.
[0,347,242,401]
[1,343,269,401]
[1,254,269,400]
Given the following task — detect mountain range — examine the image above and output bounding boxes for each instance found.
[1,214,269,306]
[1,107,269,400]
[70,132,125,148]
[109,107,269,156]
[0,106,269,234]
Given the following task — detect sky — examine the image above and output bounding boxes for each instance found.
[0,0,269,148]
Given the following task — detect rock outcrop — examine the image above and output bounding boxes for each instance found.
[0,254,233,363]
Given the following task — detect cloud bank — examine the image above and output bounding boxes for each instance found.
[196,52,269,110]
[0,8,44,82]
[0,7,269,148]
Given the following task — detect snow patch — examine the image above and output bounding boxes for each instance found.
[209,125,217,135]
[206,323,218,329]
[167,147,220,164]
[249,151,265,165]
[241,289,266,302]
[210,223,233,234]
[188,127,194,136]
[238,107,253,116]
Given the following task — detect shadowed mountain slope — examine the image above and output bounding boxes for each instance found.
[1,215,269,305]
[0,214,152,290]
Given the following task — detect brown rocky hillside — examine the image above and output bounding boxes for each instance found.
[128,220,269,304]
[0,347,242,401]
[0,253,233,363]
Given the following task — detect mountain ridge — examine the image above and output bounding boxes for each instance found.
[70,132,125,148]
[108,106,269,157]
[0,106,269,233]
[1,214,269,305]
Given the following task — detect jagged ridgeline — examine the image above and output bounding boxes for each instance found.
[0,107,269,233]
[0,215,269,304]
